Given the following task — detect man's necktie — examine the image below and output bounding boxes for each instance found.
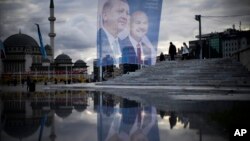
[137,43,142,64]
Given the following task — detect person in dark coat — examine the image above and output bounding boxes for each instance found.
[168,42,176,61]
[169,112,177,129]
[159,52,165,61]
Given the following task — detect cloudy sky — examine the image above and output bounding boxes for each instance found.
[0,0,250,73]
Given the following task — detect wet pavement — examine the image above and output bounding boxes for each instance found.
[1,88,250,141]
[0,83,57,93]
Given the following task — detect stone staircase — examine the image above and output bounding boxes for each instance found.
[99,58,250,87]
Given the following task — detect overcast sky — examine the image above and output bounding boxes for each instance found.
[0,0,250,74]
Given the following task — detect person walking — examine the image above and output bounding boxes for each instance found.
[181,42,189,60]
[168,42,176,61]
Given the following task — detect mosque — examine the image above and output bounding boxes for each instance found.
[0,0,88,84]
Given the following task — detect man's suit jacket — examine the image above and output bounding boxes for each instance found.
[120,36,137,64]
[97,28,120,66]
[120,36,152,65]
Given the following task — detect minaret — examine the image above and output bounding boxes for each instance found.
[49,110,56,141]
[48,0,56,61]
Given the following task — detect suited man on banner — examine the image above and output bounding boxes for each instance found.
[98,0,129,68]
[121,11,155,68]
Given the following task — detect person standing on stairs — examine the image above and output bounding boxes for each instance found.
[169,42,176,61]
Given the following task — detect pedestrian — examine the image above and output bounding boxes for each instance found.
[181,42,189,60]
[183,42,189,49]
[159,52,165,61]
[168,42,176,61]
[169,111,177,129]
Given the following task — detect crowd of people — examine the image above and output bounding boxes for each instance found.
[159,41,201,62]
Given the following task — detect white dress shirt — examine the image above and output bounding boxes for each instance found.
[103,27,121,67]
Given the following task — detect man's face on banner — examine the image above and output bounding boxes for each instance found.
[103,0,129,35]
[130,11,149,42]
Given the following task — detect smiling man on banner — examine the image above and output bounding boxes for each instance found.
[121,11,156,67]
[98,0,130,68]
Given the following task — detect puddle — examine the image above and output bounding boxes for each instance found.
[1,90,250,141]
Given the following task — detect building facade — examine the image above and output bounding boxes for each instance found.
[222,29,250,58]
[193,29,250,59]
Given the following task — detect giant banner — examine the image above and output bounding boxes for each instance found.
[97,0,163,68]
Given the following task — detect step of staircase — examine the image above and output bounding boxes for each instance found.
[99,58,250,87]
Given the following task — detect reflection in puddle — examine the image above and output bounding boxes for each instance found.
[97,95,160,141]
[0,90,249,141]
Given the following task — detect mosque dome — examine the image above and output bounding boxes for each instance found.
[4,118,40,139]
[74,104,87,113]
[74,60,88,67]
[3,33,40,54]
[55,108,73,119]
[55,53,72,64]
[4,33,39,48]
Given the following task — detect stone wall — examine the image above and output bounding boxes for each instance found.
[233,47,250,71]
[239,47,250,71]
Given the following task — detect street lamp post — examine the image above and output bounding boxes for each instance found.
[195,15,202,59]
